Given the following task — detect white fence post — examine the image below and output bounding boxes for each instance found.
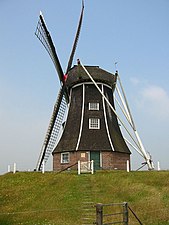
[13,163,16,174]
[91,160,94,174]
[157,161,161,171]
[42,160,45,174]
[78,160,81,175]
[127,160,130,172]
[7,165,11,173]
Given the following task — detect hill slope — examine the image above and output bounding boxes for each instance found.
[0,171,169,225]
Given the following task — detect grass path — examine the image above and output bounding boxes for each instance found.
[80,175,96,225]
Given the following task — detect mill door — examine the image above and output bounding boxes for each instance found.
[90,151,100,170]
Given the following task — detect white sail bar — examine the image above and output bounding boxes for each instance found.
[114,95,132,125]
[116,74,136,130]
[115,72,154,170]
[80,61,154,170]
[115,88,146,154]
[115,86,133,126]
[113,95,146,158]
[80,62,141,154]
[124,137,144,157]
[114,93,144,154]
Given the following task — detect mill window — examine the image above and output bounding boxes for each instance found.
[89,102,99,111]
[61,152,70,163]
[89,118,100,129]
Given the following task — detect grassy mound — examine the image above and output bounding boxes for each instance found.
[0,171,169,225]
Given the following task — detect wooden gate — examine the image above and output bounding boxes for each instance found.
[96,202,128,225]
[95,202,143,225]
[78,160,94,174]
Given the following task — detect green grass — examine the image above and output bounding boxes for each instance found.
[0,171,169,224]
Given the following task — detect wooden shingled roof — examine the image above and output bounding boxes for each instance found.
[65,65,117,90]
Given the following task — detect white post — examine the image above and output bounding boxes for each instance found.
[91,160,94,174]
[127,160,130,172]
[7,165,11,173]
[157,161,161,171]
[13,163,16,174]
[42,160,45,174]
[78,160,81,175]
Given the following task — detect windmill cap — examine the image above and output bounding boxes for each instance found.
[66,65,116,89]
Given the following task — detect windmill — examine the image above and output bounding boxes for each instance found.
[35,1,154,171]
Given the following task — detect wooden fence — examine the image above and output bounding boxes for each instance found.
[95,202,143,225]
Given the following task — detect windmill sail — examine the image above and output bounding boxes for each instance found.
[35,2,85,170]
[36,87,67,171]
[79,62,154,170]
[66,0,84,73]
[35,12,64,84]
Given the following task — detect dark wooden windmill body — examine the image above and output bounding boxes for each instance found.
[35,1,154,172]
[53,65,131,171]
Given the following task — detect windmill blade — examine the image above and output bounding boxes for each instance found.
[36,86,67,171]
[35,12,64,84]
[80,61,154,170]
[66,0,84,74]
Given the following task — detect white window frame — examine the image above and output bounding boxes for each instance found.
[89,102,99,111]
[89,118,100,129]
[61,152,70,164]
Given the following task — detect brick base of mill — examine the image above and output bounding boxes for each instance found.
[53,151,130,171]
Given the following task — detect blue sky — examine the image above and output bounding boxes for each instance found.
[0,0,169,174]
